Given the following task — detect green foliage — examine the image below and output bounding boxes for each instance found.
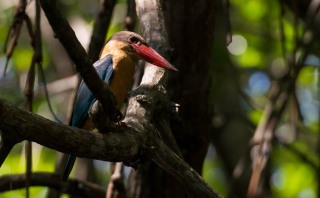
[298,66,317,86]
[12,47,34,71]
[203,145,228,196]
[271,146,318,198]
[0,143,57,198]
[1,188,48,198]
[210,0,320,197]
[106,2,129,38]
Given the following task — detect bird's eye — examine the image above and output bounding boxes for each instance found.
[129,36,141,44]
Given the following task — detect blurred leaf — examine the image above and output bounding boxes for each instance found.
[235,47,262,67]
[240,0,267,22]
[203,145,228,197]
[248,109,263,125]
[271,146,318,198]
[297,66,316,86]
[12,47,33,72]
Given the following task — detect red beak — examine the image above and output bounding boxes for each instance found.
[132,43,178,71]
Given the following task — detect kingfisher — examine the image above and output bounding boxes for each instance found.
[63,31,177,180]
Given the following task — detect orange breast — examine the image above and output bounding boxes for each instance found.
[108,51,136,108]
[99,40,137,108]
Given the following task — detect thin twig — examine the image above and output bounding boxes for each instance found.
[3,0,27,77]
[23,39,36,198]
[22,1,40,197]
[106,163,126,198]
[124,0,136,31]
[37,63,64,124]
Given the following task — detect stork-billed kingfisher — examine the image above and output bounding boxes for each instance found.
[63,31,177,180]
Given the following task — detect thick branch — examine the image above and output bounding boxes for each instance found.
[0,99,140,162]
[148,138,221,197]
[0,97,220,197]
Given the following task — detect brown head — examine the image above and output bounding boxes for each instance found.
[101,31,178,71]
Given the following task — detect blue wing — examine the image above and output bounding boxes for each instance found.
[64,55,113,180]
[70,55,114,127]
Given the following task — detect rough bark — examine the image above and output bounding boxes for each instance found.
[0,99,141,162]
[0,98,221,197]
[163,0,215,175]
[126,0,217,197]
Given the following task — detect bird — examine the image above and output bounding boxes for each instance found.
[62,31,177,180]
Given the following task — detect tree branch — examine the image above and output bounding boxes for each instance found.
[149,137,221,197]
[106,163,126,198]
[0,96,220,197]
[88,0,117,62]
[0,99,140,162]
[0,172,105,197]
[38,0,119,121]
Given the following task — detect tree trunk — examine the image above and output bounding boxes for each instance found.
[128,0,216,197]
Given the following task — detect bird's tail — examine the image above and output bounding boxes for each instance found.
[63,155,76,181]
